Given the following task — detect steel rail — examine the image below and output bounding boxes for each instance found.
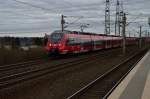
[0,57,45,71]
[102,51,146,99]
[0,48,118,72]
[0,50,116,89]
[67,49,147,99]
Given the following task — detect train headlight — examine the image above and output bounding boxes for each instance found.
[49,44,52,47]
[58,44,62,46]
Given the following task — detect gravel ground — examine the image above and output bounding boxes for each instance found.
[0,46,141,99]
[0,47,46,66]
[0,48,119,78]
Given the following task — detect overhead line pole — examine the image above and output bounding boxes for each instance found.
[139,26,142,48]
[122,13,127,54]
[61,14,65,32]
[115,0,120,36]
[119,0,124,36]
[119,11,124,36]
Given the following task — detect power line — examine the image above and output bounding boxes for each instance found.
[0,32,46,34]
[12,0,106,13]
[2,0,148,36]
[64,16,83,28]
[12,0,57,13]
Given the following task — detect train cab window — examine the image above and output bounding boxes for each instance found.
[50,33,63,43]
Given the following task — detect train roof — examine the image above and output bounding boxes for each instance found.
[53,30,107,35]
[53,30,72,34]
[53,30,106,36]
[52,30,136,38]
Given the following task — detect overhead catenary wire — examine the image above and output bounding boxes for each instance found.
[12,0,58,13]
[12,0,106,13]
[9,0,107,29]
[0,0,149,36]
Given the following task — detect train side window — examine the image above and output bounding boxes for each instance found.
[66,38,75,45]
[76,38,81,45]
[94,40,104,45]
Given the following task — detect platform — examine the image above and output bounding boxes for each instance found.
[108,50,150,99]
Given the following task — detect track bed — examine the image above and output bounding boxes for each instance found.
[0,46,147,99]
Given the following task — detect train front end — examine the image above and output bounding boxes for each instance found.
[46,32,67,55]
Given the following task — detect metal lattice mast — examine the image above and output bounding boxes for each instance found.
[115,0,120,36]
[119,0,124,36]
[105,0,110,35]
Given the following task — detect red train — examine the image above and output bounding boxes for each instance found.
[45,30,138,55]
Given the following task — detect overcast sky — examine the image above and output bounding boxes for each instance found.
[0,0,150,37]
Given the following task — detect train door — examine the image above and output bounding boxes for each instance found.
[105,40,111,48]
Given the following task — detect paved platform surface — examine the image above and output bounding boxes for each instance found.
[108,50,150,99]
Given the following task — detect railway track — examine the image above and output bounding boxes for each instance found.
[0,59,46,71]
[67,48,148,99]
[0,48,122,90]
[0,48,119,78]
[0,48,118,73]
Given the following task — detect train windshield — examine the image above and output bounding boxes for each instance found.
[50,33,63,43]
